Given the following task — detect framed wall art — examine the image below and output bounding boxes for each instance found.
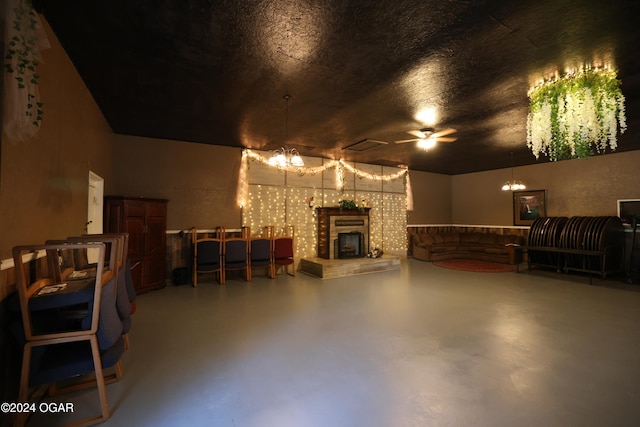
[513,190,546,226]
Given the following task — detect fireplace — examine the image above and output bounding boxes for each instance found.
[335,232,365,259]
[316,207,370,259]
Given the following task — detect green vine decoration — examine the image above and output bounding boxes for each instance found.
[338,199,363,211]
[4,0,44,128]
[526,67,626,161]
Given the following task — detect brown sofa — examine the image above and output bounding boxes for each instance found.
[412,232,524,265]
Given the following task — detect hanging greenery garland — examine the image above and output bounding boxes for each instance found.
[3,0,48,141]
[526,67,626,161]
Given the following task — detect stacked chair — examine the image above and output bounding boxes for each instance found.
[192,225,296,284]
[11,236,131,426]
[64,233,134,352]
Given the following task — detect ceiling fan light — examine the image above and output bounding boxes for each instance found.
[417,138,436,150]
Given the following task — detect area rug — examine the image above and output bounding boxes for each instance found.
[432,259,516,273]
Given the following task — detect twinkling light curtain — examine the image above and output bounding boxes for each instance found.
[381,193,408,252]
[241,151,408,260]
[243,185,286,233]
[286,187,322,259]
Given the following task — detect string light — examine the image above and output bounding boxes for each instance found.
[237,150,249,207]
[239,149,412,209]
[241,150,410,259]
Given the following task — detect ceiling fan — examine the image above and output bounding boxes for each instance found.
[395,127,458,150]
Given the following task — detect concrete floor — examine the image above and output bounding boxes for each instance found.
[27,259,640,427]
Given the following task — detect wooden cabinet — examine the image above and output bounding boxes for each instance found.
[104,196,168,294]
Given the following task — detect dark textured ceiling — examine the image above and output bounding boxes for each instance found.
[37,0,640,174]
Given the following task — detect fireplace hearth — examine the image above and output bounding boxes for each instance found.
[304,207,400,279]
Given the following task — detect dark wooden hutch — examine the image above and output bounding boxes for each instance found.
[104,196,168,294]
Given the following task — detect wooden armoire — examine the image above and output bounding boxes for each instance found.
[104,196,168,294]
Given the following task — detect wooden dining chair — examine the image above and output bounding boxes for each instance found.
[43,236,114,289]
[67,234,132,350]
[250,226,275,279]
[14,243,110,341]
[20,276,124,426]
[91,232,137,313]
[222,226,251,283]
[273,225,296,276]
[12,242,126,426]
[192,227,223,286]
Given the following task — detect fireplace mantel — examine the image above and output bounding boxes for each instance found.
[316,207,370,259]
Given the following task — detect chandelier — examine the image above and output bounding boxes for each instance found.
[501,152,526,191]
[268,95,304,167]
[268,147,304,167]
[526,66,626,161]
[501,181,526,191]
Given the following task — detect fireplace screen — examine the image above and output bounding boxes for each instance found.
[336,232,365,259]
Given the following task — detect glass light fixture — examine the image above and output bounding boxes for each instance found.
[268,147,304,167]
[417,136,437,151]
[268,95,304,167]
[501,181,526,191]
[501,152,526,191]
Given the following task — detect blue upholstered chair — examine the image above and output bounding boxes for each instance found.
[13,243,110,341]
[124,258,137,313]
[222,227,250,283]
[13,242,125,426]
[192,228,223,286]
[66,233,132,350]
[250,226,275,279]
[20,276,125,426]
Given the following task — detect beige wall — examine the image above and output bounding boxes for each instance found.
[0,17,113,261]
[111,135,242,230]
[407,170,452,224]
[451,150,640,225]
[110,139,450,232]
